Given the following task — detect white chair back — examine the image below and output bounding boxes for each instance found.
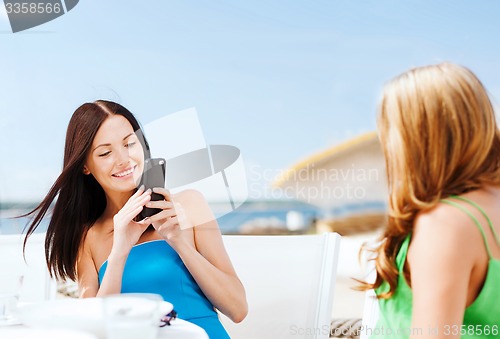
[360,289,379,339]
[360,259,379,339]
[220,233,341,339]
[0,233,57,302]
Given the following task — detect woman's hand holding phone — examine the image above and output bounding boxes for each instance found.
[145,187,193,247]
[111,185,152,256]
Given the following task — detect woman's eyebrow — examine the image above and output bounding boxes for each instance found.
[92,132,135,152]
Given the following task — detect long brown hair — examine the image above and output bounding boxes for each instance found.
[22,100,151,281]
[367,63,500,298]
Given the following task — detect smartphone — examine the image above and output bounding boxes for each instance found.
[138,158,166,218]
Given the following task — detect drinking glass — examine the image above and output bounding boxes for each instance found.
[0,273,23,326]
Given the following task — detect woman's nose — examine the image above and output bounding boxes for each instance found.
[116,147,130,166]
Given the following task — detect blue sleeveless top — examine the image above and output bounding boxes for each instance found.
[98,240,230,339]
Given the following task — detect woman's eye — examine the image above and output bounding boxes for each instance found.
[125,142,136,148]
[99,151,111,157]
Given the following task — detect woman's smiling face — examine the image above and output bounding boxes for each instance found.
[83,114,145,194]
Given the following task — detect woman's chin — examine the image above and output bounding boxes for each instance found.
[107,180,138,193]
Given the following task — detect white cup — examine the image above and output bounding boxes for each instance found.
[0,273,23,325]
[104,293,162,339]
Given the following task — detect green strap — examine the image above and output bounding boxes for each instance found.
[441,199,493,259]
[450,195,500,248]
[396,235,411,273]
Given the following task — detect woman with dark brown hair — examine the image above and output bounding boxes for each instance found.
[364,63,500,338]
[24,100,247,338]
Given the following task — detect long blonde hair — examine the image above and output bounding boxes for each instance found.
[370,62,500,297]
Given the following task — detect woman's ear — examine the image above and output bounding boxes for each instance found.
[83,166,91,175]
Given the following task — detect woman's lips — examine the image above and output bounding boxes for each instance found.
[112,165,136,178]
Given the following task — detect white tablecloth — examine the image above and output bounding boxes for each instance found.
[0,318,209,339]
[3,298,209,339]
[159,318,209,339]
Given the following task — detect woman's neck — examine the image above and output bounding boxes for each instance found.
[102,190,134,219]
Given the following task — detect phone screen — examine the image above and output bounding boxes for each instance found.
[142,158,166,191]
[139,158,166,218]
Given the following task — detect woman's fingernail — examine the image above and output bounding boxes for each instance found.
[139,185,145,191]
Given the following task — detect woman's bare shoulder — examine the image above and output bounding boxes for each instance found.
[81,219,113,257]
[172,189,217,228]
[172,189,205,203]
[411,193,490,264]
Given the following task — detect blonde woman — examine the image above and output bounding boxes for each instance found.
[366,63,500,338]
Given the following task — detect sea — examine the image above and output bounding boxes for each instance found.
[0,200,319,235]
[0,200,385,235]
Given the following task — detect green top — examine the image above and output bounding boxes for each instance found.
[372,196,500,338]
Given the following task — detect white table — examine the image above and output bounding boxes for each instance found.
[159,318,209,339]
[1,297,209,339]
[0,318,209,339]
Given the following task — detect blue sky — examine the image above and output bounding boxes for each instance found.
[1,0,500,202]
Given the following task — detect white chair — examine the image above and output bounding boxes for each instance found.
[360,289,379,339]
[0,233,57,302]
[360,261,379,339]
[219,233,341,339]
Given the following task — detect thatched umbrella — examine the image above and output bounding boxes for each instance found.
[274,132,387,235]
